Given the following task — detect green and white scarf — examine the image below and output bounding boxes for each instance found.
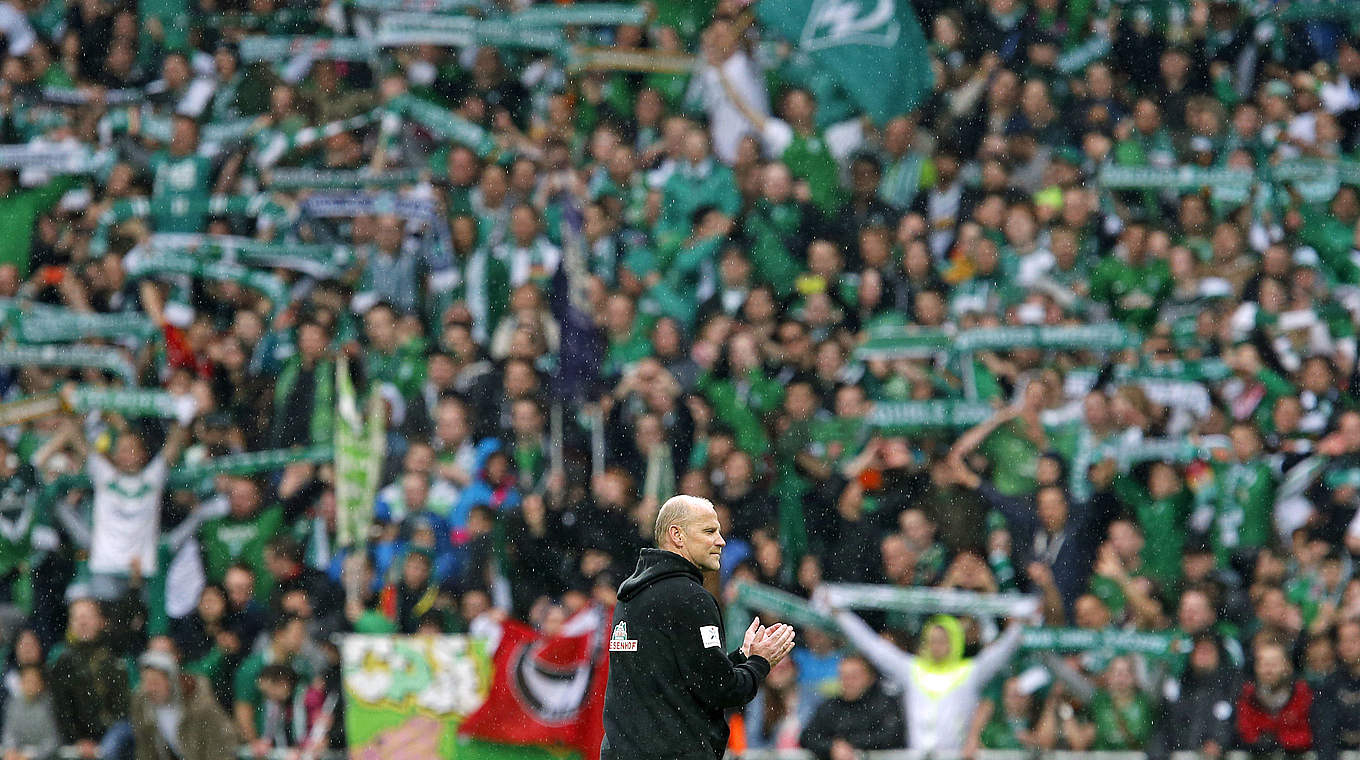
[822,583,1041,619]
[238,36,376,62]
[387,94,498,157]
[91,195,290,257]
[66,387,182,418]
[511,3,650,27]
[375,13,565,52]
[14,308,157,344]
[146,234,356,279]
[0,144,115,175]
[264,167,423,190]
[171,444,333,488]
[0,345,137,384]
[869,400,996,432]
[123,248,289,307]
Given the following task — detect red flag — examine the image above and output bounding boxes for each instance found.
[460,607,610,759]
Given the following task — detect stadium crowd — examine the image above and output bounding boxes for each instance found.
[3,0,1360,757]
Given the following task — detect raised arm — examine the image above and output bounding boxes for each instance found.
[830,606,915,687]
[968,619,1027,687]
[949,406,1019,466]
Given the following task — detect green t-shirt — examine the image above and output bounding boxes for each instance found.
[1212,459,1276,564]
[200,504,285,588]
[981,421,1039,497]
[150,151,214,233]
[1090,256,1172,330]
[1089,690,1154,751]
[365,342,426,401]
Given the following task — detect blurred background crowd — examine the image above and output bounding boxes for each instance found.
[3,0,1360,757]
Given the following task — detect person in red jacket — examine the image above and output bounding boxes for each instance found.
[1236,638,1313,756]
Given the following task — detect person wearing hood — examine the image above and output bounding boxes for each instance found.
[601,495,796,760]
[819,594,1029,753]
[129,650,238,760]
[1149,633,1241,760]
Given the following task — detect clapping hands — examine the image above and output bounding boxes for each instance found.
[741,616,797,667]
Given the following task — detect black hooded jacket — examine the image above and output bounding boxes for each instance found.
[601,549,770,760]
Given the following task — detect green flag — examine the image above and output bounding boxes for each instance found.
[335,356,385,548]
[755,0,933,123]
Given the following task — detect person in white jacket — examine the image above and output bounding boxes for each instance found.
[818,593,1029,752]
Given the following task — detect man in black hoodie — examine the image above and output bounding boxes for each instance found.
[601,495,795,760]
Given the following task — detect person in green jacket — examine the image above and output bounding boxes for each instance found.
[1111,461,1191,591]
[1089,222,1172,330]
[1211,422,1277,568]
[695,330,783,458]
[653,127,740,254]
[0,171,77,277]
[1089,657,1154,750]
[199,476,315,594]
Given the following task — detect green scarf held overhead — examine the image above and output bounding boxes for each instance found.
[0,143,115,175]
[0,345,137,385]
[66,387,182,418]
[171,445,333,489]
[145,234,355,279]
[387,94,498,157]
[822,583,1040,619]
[123,248,289,309]
[264,167,423,190]
[91,195,290,257]
[238,36,376,62]
[511,3,650,27]
[13,307,157,344]
[374,13,566,52]
[273,356,336,448]
[869,401,996,433]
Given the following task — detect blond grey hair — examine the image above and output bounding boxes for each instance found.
[654,495,714,547]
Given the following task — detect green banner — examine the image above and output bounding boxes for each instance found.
[1111,358,1231,385]
[0,144,115,174]
[341,635,491,759]
[856,325,1136,359]
[347,0,481,12]
[1099,165,1255,192]
[335,356,384,548]
[755,0,934,123]
[733,582,839,633]
[731,583,1181,656]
